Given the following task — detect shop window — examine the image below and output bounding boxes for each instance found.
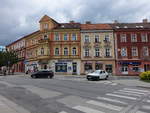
[132,67,139,72]
[84,63,92,71]
[95,63,103,70]
[105,64,113,73]
[55,63,67,72]
[121,66,128,72]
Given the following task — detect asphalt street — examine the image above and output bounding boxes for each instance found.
[0,75,150,113]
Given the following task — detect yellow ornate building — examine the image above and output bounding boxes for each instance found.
[80,24,115,74]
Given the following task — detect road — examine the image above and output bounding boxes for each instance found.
[0,75,150,113]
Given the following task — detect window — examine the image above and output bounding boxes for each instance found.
[95,48,100,57]
[41,48,44,55]
[84,48,89,57]
[143,46,149,56]
[95,35,99,43]
[95,63,103,70]
[132,47,138,56]
[44,35,48,39]
[84,63,92,71]
[132,67,139,72]
[64,47,68,55]
[72,47,76,55]
[64,34,68,41]
[105,64,113,73]
[55,48,59,55]
[120,34,126,42]
[141,33,148,42]
[54,33,59,41]
[121,47,127,56]
[84,35,90,42]
[72,33,77,40]
[44,23,48,29]
[104,34,110,42]
[131,34,137,42]
[105,48,111,57]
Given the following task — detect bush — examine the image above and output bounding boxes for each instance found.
[140,71,150,80]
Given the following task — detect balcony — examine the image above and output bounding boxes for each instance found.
[38,39,49,44]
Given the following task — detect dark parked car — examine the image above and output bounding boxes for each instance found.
[31,70,54,79]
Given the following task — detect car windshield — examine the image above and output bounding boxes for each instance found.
[93,70,100,74]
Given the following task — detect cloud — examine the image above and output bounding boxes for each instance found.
[0,0,150,46]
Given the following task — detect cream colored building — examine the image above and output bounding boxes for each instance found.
[80,24,115,74]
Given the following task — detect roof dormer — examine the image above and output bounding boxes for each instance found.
[39,15,59,31]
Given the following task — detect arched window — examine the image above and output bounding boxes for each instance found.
[64,47,68,55]
[72,47,76,55]
[55,48,59,55]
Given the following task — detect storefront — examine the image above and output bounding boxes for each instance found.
[49,59,81,75]
[81,60,115,74]
[25,61,39,73]
[116,60,145,75]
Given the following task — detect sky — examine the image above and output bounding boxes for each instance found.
[0,0,150,46]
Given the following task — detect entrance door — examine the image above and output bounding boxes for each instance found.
[121,66,128,74]
[72,62,77,74]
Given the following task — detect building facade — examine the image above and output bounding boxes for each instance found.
[112,20,150,75]
[80,24,116,74]
[6,38,26,72]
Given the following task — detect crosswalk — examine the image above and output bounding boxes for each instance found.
[59,88,150,113]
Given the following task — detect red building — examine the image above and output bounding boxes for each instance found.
[112,19,150,75]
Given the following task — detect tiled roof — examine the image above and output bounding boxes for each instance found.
[6,30,40,47]
[39,15,58,24]
[110,23,150,29]
[81,24,112,30]
[55,23,80,29]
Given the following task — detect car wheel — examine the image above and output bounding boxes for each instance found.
[105,75,108,80]
[32,75,36,79]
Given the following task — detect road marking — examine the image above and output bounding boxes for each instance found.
[146,100,150,103]
[106,93,137,100]
[136,111,147,113]
[87,100,123,111]
[59,111,68,113]
[142,105,150,110]
[23,85,62,99]
[124,88,150,93]
[114,91,141,97]
[73,105,105,113]
[119,90,145,95]
[111,83,118,85]
[97,96,127,105]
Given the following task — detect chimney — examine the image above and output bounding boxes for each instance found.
[70,20,74,23]
[143,19,148,23]
[85,21,91,24]
[114,20,119,24]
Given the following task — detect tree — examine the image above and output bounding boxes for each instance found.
[0,51,19,74]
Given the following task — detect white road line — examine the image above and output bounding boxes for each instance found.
[73,105,105,113]
[106,93,137,100]
[142,105,150,110]
[97,96,127,105]
[124,88,150,93]
[119,90,145,95]
[111,83,118,85]
[136,111,147,113]
[87,100,123,111]
[23,85,62,99]
[59,111,68,113]
[114,91,141,97]
[146,100,150,103]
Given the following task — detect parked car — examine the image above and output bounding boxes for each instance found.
[31,70,54,79]
[86,70,109,80]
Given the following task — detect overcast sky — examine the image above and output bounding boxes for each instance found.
[0,0,150,46]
